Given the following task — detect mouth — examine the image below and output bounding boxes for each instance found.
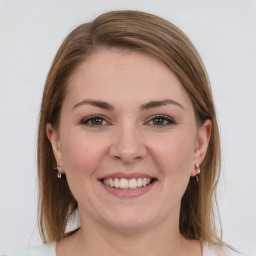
[100,177,157,190]
[98,173,158,198]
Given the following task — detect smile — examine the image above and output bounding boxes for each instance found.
[98,173,158,197]
[101,177,155,189]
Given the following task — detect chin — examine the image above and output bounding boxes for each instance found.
[99,207,157,233]
[107,220,152,233]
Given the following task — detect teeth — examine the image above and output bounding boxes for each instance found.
[137,178,142,187]
[109,178,114,187]
[114,178,120,188]
[129,178,137,189]
[119,178,128,188]
[102,177,153,189]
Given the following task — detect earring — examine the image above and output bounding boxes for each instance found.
[55,164,62,178]
[195,163,200,182]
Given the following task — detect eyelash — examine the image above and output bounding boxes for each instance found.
[146,115,176,127]
[80,114,176,127]
[80,115,110,127]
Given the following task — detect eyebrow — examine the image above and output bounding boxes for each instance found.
[72,99,184,111]
[140,99,184,110]
[72,99,114,110]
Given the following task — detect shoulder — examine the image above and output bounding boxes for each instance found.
[5,243,56,256]
[203,242,249,256]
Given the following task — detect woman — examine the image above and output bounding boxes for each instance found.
[7,10,244,256]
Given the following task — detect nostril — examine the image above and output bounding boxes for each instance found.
[109,130,147,163]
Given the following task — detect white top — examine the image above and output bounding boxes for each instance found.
[5,243,55,256]
[5,242,247,256]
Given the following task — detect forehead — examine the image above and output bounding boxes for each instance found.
[65,49,193,110]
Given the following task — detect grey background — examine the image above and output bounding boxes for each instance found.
[0,0,255,255]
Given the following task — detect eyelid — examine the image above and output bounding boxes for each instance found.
[80,114,176,127]
[145,114,176,126]
[80,114,111,126]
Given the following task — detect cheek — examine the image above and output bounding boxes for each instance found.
[149,132,196,178]
[60,131,108,179]
[59,130,110,207]
[145,131,197,215]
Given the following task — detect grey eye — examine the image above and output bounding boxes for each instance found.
[148,115,175,126]
[81,115,108,126]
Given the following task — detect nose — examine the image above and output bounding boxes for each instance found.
[109,123,147,164]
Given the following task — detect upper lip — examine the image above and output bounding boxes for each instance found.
[98,172,157,180]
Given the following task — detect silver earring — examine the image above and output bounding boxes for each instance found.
[195,163,200,182]
[55,164,62,178]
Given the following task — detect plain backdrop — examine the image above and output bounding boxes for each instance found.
[0,0,255,255]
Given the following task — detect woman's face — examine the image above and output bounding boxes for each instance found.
[47,49,211,232]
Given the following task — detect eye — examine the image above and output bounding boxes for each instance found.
[147,115,176,126]
[81,115,110,127]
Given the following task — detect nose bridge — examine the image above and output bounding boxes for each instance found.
[109,119,146,163]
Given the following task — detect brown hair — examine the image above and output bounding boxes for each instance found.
[38,10,221,245]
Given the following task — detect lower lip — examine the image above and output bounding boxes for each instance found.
[100,181,157,198]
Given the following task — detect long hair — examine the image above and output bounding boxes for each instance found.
[38,10,221,244]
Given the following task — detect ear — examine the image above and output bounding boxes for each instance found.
[191,119,212,176]
[46,123,64,166]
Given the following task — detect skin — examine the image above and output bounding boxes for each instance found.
[47,49,211,256]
